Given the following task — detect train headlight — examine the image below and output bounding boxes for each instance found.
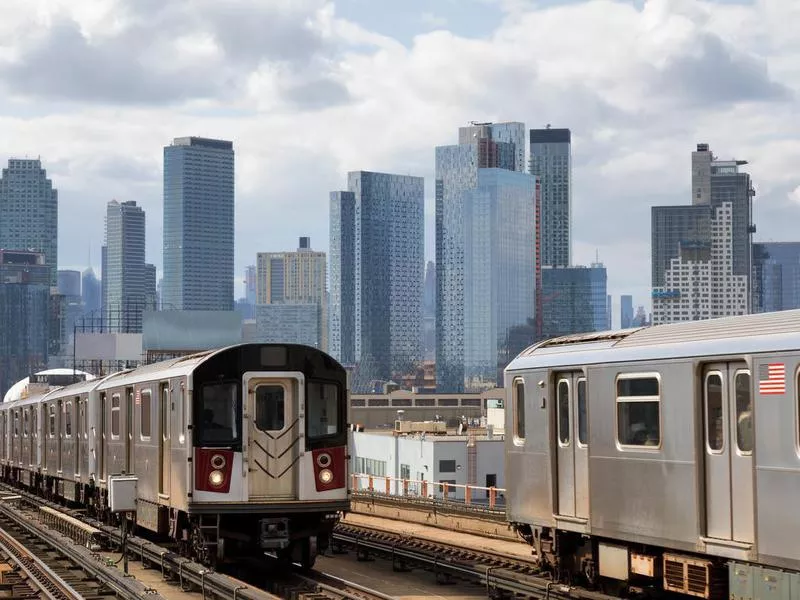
[318,469,333,484]
[209,470,225,488]
[316,452,332,468]
[210,454,226,469]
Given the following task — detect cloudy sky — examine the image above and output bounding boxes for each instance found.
[1,0,798,324]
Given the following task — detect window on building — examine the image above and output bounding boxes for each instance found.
[400,464,411,480]
[354,457,386,476]
[439,459,456,473]
[616,374,660,447]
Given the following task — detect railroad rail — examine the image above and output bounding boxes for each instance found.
[332,523,620,600]
[270,570,396,600]
[0,492,164,600]
[0,483,393,600]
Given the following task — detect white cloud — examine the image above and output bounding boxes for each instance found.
[0,0,797,311]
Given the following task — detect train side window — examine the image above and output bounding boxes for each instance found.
[616,374,661,448]
[577,378,587,446]
[65,401,72,437]
[141,390,152,440]
[734,371,752,454]
[557,379,570,446]
[111,394,120,439]
[705,373,724,452]
[513,379,525,442]
[48,405,55,438]
[23,409,28,438]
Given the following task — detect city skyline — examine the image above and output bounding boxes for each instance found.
[2,0,799,317]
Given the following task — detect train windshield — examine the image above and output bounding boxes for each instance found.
[306,381,340,440]
[196,382,240,446]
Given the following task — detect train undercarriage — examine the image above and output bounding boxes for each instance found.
[1,465,341,570]
[515,524,744,600]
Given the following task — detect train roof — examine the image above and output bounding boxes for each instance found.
[506,310,800,372]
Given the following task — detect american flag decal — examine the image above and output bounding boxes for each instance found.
[759,363,786,395]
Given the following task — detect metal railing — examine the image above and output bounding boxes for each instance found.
[350,473,506,510]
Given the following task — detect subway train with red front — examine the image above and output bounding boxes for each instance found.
[0,343,349,569]
[505,310,800,600]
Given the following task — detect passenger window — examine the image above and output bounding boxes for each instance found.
[23,410,29,438]
[48,405,55,438]
[577,378,587,446]
[616,375,660,447]
[735,372,752,454]
[141,390,152,439]
[557,380,570,445]
[111,395,120,438]
[513,379,525,440]
[65,401,72,437]
[705,373,724,452]
[255,385,285,431]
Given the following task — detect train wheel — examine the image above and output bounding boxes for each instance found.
[189,523,218,569]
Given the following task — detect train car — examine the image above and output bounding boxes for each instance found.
[504,310,800,600]
[0,343,349,569]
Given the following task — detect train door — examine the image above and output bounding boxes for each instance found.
[159,382,170,496]
[99,393,106,481]
[554,372,589,520]
[246,377,300,500]
[126,387,134,474]
[703,362,754,544]
[57,400,63,473]
[30,407,37,468]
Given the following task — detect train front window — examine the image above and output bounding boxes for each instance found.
[197,382,239,446]
[307,382,339,440]
[255,385,285,431]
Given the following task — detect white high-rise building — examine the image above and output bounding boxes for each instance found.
[653,202,748,324]
[0,159,58,286]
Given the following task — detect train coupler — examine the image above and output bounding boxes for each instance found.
[259,517,290,549]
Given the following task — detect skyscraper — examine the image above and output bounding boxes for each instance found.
[652,144,755,324]
[0,159,58,286]
[751,242,800,313]
[0,250,50,395]
[329,191,356,365]
[103,200,152,332]
[436,123,535,392]
[330,172,424,391]
[620,294,634,328]
[81,268,101,316]
[255,237,328,349]
[530,127,571,268]
[422,261,436,360]
[245,265,256,306]
[162,136,234,311]
[540,264,607,339]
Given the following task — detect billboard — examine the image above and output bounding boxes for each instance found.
[142,311,242,351]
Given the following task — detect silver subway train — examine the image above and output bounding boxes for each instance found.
[0,343,349,569]
[505,310,800,599]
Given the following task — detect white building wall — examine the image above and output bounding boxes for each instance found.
[350,431,505,500]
